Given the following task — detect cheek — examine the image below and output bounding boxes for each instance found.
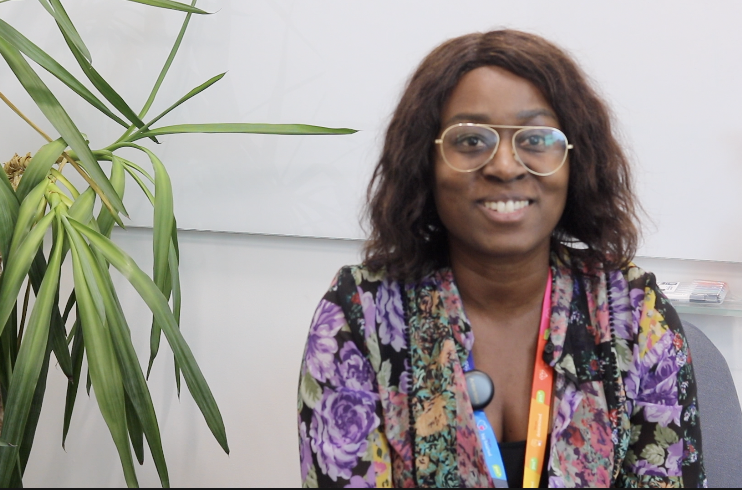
[433,162,469,223]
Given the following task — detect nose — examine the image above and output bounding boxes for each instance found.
[481,136,528,182]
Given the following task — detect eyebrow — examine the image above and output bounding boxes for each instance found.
[515,108,558,122]
[443,109,558,127]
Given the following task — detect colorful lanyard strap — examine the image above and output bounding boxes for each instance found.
[463,270,554,488]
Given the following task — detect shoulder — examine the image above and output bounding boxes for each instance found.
[324,265,396,310]
[333,264,391,289]
[320,265,401,358]
[619,262,660,291]
[610,262,686,366]
[616,262,677,320]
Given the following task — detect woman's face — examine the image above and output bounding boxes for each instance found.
[434,66,570,262]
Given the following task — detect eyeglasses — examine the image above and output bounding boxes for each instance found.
[435,123,574,176]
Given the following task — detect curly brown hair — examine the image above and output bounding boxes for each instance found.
[363,29,640,280]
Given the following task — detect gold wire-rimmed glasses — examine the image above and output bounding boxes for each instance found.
[435,123,574,176]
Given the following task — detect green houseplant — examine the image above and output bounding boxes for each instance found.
[0,0,354,487]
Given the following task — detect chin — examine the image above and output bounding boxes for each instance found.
[474,235,550,260]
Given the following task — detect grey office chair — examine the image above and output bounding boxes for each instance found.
[682,320,742,488]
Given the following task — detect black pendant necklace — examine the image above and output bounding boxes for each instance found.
[465,369,495,410]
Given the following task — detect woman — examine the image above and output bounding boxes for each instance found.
[297,30,706,488]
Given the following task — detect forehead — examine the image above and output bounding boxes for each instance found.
[440,66,558,127]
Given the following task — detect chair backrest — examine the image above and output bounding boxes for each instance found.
[682,320,742,488]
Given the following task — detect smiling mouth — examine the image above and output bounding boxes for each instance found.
[482,200,532,213]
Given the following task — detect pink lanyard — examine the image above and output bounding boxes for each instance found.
[522,269,553,487]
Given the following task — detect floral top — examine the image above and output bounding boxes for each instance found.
[297,254,707,488]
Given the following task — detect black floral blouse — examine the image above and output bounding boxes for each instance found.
[298,253,707,487]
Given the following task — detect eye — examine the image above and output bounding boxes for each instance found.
[455,134,486,149]
[516,130,552,153]
[526,135,545,146]
[519,134,545,147]
[447,129,497,154]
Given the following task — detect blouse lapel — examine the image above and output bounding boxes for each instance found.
[406,270,491,488]
[547,259,622,487]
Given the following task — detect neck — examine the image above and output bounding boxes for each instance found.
[450,242,551,325]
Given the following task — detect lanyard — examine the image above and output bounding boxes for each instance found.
[464,270,553,488]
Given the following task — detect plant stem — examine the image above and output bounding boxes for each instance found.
[0,91,52,143]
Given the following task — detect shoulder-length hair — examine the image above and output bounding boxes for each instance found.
[363,29,640,280]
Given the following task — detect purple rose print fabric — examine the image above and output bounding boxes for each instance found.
[376,279,407,352]
[298,252,707,487]
[310,387,380,482]
[334,344,376,392]
[305,300,346,383]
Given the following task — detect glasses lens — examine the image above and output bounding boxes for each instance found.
[513,128,568,174]
[441,125,499,171]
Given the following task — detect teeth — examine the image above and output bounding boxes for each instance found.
[484,200,530,213]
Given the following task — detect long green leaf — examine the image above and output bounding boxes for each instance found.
[122,164,154,203]
[60,30,147,132]
[169,240,181,395]
[69,219,229,454]
[14,138,66,202]
[0,36,128,219]
[0,307,18,394]
[123,0,208,14]
[0,315,11,412]
[136,0,197,121]
[0,221,63,486]
[9,180,47,261]
[116,158,180,390]
[49,168,79,199]
[68,188,95,226]
[98,157,125,238]
[115,144,173,376]
[121,156,181,393]
[0,20,129,128]
[89,249,169,486]
[27,251,73,378]
[62,292,76,331]
[62,317,82,448]
[135,73,225,136]
[0,166,19,265]
[119,157,154,184]
[64,217,138,488]
[132,123,358,141]
[19,326,53,473]
[125,392,144,465]
[39,0,92,63]
[0,212,55,336]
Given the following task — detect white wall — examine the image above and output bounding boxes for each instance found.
[20,230,742,487]
[3,0,742,259]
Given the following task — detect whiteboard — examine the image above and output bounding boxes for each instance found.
[2,0,742,261]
